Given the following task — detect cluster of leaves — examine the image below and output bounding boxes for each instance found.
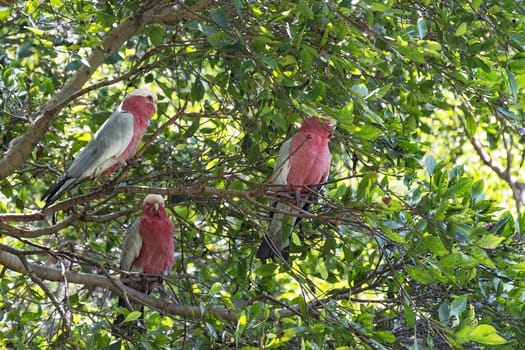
[1,0,525,349]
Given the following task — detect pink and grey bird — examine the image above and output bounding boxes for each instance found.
[113,194,174,333]
[41,88,157,208]
[256,117,335,261]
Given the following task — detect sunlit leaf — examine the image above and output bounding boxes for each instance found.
[455,23,467,36]
[467,325,507,345]
[122,311,142,323]
[465,114,476,136]
[424,155,436,175]
[476,234,505,249]
[208,282,222,295]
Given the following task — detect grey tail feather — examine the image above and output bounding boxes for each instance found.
[41,176,78,208]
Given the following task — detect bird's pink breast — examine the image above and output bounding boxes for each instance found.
[287,132,331,192]
[134,208,174,274]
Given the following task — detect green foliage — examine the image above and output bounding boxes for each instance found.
[1,0,525,349]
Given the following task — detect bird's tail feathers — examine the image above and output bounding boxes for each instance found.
[256,237,273,260]
[41,176,78,208]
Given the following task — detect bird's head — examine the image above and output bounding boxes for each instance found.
[300,116,336,138]
[123,88,158,112]
[142,194,165,214]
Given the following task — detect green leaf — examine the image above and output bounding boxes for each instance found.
[211,8,228,28]
[417,18,427,38]
[207,32,230,48]
[424,155,436,175]
[506,67,518,103]
[25,26,44,35]
[403,303,416,327]
[421,236,448,255]
[122,311,141,323]
[255,263,278,277]
[317,258,328,279]
[357,124,382,141]
[455,23,467,36]
[299,45,317,71]
[191,79,205,101]
[376,331,396,343]
[383,228,407,243]
[476,234,505,249]
[149,26,164,46]
[208,282,222,296]
[418,40,442,57]
[465,246,496,269]
[291,231,301,246]
[406,265,436,284]
[103,341,122,350]
[443,178,472,200]
[395,44,426,63]
[449,294,467,326]
[373,83,393,99]
[356,172,377,201]
[236,310,247,335]
[234,0,243,19]
[189,22,218,37]
[468,325,507,345]
[0,7,12,21]
[307,82,326,101]
[269,114,289,131]
[439,253,478,269]
[465,114,476,136]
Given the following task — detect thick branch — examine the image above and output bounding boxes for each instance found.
[0,247,239,322]
[0,245,361,323]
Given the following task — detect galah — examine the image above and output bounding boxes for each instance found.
[41,88,157,208]
[256,117,335,261]
[113,194,174,332]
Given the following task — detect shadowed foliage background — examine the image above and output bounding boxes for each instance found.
[1,0,525,348]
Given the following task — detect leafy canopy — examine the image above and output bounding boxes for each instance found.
[0,0,524,349]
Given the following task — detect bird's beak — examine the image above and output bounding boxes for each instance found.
[154,202,160,213]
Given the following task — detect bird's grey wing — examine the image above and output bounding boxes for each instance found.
[120,219,143,272]
[270,138,292,186]
[67,111,134,178]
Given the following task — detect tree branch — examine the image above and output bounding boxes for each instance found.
[0,245,240,322]
[460,113,525,225]
[0,243,378,324]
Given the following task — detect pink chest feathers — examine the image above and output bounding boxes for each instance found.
[287,132,332,190]
[134,208,174,275]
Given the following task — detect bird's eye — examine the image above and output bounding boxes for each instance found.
[146,95,154,102]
